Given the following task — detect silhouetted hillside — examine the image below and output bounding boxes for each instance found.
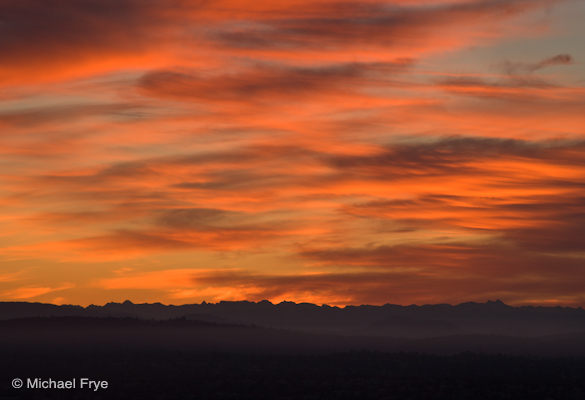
[1,315,585,356]
[2,299,585,338]
[2,309,585,398]
[3,348,585,400]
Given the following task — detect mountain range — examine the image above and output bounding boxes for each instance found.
[2,299,585,346]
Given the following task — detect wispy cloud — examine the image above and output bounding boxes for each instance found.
[0,0,583,306]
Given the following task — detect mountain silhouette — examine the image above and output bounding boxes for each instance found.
[3,300,585,399]
[2,299,585,339]
[1,299,585,357]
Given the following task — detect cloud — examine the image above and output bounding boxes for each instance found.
[156,208,234,229]
[0,0,583,306]
[503,53,574,75]
[96,250,585,305]
[295,242,585,304]
[2,135,582,261]
[0,272,21,283]
[3,284,74,300]
[0,103,144,127]
[328,137,585,178]
[501,196,585,252]
[0,0,157,80]
[138,61,413,104]
[211,0,558,57]
[0,0,560,83]
[437,60,585,102]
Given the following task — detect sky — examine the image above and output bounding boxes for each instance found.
[0,0,584,307]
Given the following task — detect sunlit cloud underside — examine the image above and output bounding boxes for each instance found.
[1,0,584,306]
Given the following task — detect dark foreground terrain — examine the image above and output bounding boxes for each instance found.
[2,300,585,399]
[2,347,585,400]
[1,317,585,399]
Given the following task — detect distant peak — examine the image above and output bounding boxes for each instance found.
[486,299,508,307]
[122,300,134,305]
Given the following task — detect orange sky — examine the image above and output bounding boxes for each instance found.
[1,0,584,306]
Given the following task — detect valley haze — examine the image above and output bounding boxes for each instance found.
[2,299,585,355]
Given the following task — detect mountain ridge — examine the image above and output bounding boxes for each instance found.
[4,298,584,310]
[2,299,585,339]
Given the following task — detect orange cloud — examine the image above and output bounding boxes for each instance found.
[3,284,74,300]
[1,0,584,307]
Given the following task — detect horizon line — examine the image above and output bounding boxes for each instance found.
[2,298,584,310]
